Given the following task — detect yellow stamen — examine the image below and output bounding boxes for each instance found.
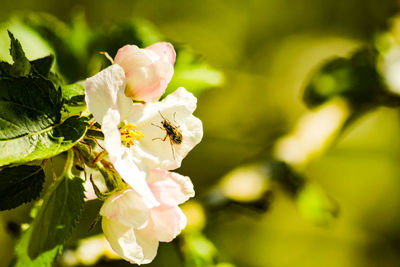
[119,123,144,147]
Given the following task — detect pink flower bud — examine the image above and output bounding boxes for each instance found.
[114,42,176,102]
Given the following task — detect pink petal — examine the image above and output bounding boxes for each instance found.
[148,169,194,206]
[114,43,174,102]
[150,205,187,242]
[146,42,176,65]
[100,189,150,228]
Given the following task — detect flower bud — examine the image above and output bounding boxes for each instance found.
[114,42,176,102]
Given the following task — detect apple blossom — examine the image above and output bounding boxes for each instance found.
[83,64,203,172]
[114,42,176,102]
[83,64,158,208]
[100,169,194,264]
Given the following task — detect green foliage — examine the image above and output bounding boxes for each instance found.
[304,48,378,108]
[182,233,218,267]
[166,47,224,97]
[10,227,62,267]
[0,165,44,210]
[61,84,87,116]
[0,75,87,166]
[21,13,90,83]
[28,175,85,259]
[8,31,31,76]
[0,33,88,167]
[30,54,54,77]
[0,31,55,78]
[303,47,400,110]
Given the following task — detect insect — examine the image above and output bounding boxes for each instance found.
[152,111,183,159]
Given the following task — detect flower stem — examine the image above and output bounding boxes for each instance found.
[61,150,75,179]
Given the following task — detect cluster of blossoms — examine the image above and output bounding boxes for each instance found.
[83,42,203,264]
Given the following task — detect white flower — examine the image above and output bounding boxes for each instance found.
[83,65,158,208]
[100,169,194,264]
[83,64,203,173]
[124,85,203,170]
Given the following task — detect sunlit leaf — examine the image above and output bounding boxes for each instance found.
[28,175,85,259]
[10,227,62,267]
[0,75,87,166]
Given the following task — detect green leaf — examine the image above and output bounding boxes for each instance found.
[10,227,62,267]
[0,75,88,166]
[28,175,85,259]
[303,47,400,109]
[0,115,88,166]
[30,54,54,77]
[166,48,224,97]
[61,84,87,117]
[8,30,31,76]
[61,83,85,101]
[0,165,44,211]
[0,61,12,76]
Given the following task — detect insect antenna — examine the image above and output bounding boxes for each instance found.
[151,122,164,130]
[158,110,166,120]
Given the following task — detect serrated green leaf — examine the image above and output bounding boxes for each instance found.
[7,31,31,76]
[0,75,88,166]
[0,165,44,210]
[30,54,54,77]
[0,116,88,166]
[28,175,85,259]
[10,227,62,267]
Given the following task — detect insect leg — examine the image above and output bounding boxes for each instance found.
[152,133,169,141]
[169,139,176,160]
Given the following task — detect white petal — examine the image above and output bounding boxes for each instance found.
[83,65,125,123]
[134,221,160,264]
[100,189,150,228]
[102,217,144,264]
[148,169,195,206]
[100,109,158,208]
[128,88,203,170]
[113,151,159,208]
[102,109,123,161]
[102,217,159,264]
[83,64,133,123]
[150,205,187,242]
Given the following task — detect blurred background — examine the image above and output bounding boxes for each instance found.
[1,0,400,266]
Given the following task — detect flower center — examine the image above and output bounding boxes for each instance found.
[119,122,144,147]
